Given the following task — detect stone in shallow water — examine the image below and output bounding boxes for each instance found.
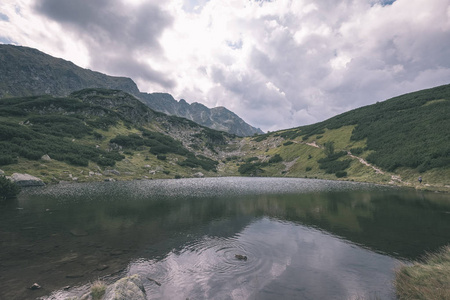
[29,283,41,290]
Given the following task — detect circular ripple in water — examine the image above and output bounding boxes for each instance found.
[128,230,279,299]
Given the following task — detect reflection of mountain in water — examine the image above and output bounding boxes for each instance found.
[256,191,450,260]
[1,179,449,299]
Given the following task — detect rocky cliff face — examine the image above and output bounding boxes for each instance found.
[139,93,263,136]
[0,44,263,136]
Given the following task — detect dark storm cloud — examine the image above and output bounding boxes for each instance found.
[34,0,175,88]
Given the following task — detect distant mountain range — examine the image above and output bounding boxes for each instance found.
[0,44,263,136]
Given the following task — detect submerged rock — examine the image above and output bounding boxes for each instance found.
[10,173,45,187]
[29,283,41,290]
[235,254,248,261]
[70,229,89,237]
[103,274,146,300]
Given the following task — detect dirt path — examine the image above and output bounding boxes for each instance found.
[300,140,405,182]
[346,151,384,174]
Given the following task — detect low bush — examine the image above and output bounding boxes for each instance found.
[269,154,283,163]
[335,171,347,178]
[178,154,218,171]
[350,147,364,155]
[0,176,21,200]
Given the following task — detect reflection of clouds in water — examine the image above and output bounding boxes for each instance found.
[128,218,397,299]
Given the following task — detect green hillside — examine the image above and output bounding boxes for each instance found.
[232,84,450,191]
[0,84,449,192]
[0,89,232,183]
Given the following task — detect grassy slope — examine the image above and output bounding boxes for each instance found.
[395,245,450,299]
[0,84,449,192]
[0,89,229,182]
[232,84,450,191]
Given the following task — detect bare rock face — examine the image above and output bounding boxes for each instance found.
[10,173,45,187]
[103,274,146,300]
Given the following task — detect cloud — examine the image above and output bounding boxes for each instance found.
[1,0,450,131]
[160,0,450,131]
[33,0,175,87]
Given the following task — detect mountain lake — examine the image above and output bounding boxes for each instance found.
[1,177,449,300]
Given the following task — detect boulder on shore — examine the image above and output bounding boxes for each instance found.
[10,173,45,187]
[103,274,146,300]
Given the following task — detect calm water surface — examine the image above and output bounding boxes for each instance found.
[1,177,449,300]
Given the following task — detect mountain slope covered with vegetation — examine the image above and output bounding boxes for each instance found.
[0,83,449,192]
[0,89,234,183]
[0,44,262,136]
[227,84,450,191]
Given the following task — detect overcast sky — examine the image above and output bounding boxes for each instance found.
[1,0,450,132]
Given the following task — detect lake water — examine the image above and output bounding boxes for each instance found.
[1,177,449,300]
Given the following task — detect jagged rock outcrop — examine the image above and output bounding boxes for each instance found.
[140,93,264,136]
[0,44,263,136]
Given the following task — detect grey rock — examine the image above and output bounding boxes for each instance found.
[10,173,45,187]
[103,274,146,300]
[104,169,120,176]
[193,172,205,178]
[41,154,52,161]
[0,169,4,175]
[139,93,264,136]
[29,283,41,290]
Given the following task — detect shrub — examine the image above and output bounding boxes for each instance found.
[306,167,312,172]
[246,157,259,162]
[238,162,264,176]
[0,155,18,166]
[157,155,166,160]
[324,141,335,156]
[335,171,347,178]
[90,281,106,300]
[269,154,283,163]
[178,155,218,171]
[350,147,364,155]
[283,141,294,146]
[0,176,21,200]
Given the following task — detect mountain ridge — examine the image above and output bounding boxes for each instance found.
[0,44,263,136]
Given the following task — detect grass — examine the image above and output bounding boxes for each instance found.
[90,280,106,300]
[395,245,450,300]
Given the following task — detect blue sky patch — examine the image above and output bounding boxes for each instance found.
[0,12,9,22]
[0,36,14,44]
